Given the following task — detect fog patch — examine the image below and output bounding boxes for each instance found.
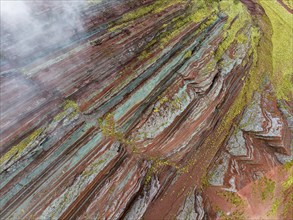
[0,0,87,70]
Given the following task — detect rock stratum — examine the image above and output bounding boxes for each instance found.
[0,0,292,219]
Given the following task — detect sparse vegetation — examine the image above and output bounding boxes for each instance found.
[216,190,246,220]
[89,39,102,46]
[145,156,196,184]
[283,0,293,9]
[144,157,181,183]
[153,94,183,113]
[259,0,293,100]
[110,0,188,32]
[282,192,293,218]
[267,199,281,217]
[183,50,192,59]
[200,176,210,188]
[283,160,293,171]
[82,158,106,178]
[253,176,276,201]
[98,113,138,153]
[217,208,245,220]
[282,174,293,191]
[54,100,80,122]
[217,191,244,207]
[130,0,219,62]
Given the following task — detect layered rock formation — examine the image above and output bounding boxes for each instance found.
[0,0,292,219]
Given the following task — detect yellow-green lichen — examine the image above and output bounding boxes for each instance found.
[98,113,137,152]
[82,158,107,178]
[110,0,188,32]
[259,0,293,100]
[253,176,276,201]
[136,0,219,62]
[237,33,247,44]
[216,189,246,219]
[267,199,281,217]
[0,128,44,166]
[183,50,192,59]
[217,191,244,207]
[282,192,293,217]
[283,0,293,9]
[282,174,293,190]
[200,173,212,189]
[53,100,80,122]
[283,160,293,171]
[215,0,251,60]
[145,156,196,184]
[145,157,180,184]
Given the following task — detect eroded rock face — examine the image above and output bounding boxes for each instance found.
[209,87,291,190]
[176,189,210,220]
[205,86,292,219]
[0,0,292,219]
